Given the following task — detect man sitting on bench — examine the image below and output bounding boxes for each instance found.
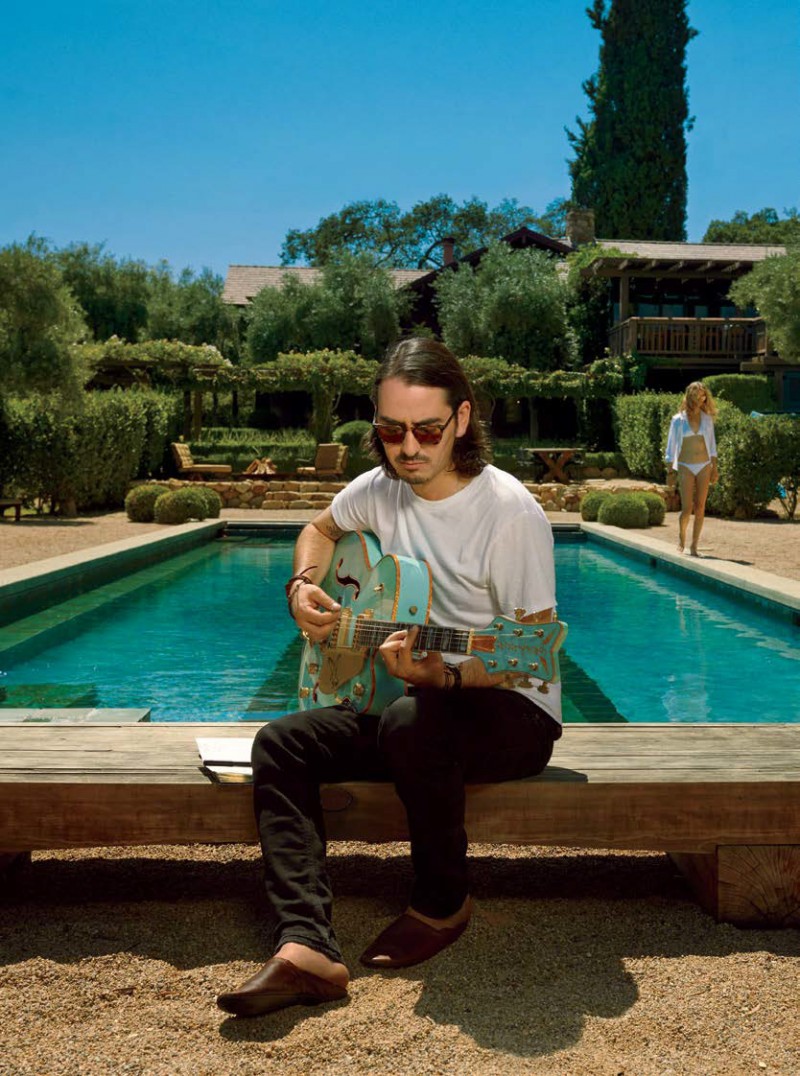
[217,338,562,1018]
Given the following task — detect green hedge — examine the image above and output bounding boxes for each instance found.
[3,389,181,511]
[613,392,681,480]
[189,429,315,472]
[703,374,777,415]
[707,410,800,519]
[613,393,800,518]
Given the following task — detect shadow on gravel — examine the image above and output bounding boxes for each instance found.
[4,846,799,1059]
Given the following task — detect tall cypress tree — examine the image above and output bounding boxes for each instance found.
[567,0,696,240]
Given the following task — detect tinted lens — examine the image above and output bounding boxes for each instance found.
[412,426,444,444]
[373,424,445,445]
[373,425,406,444]
[373,411,455,446]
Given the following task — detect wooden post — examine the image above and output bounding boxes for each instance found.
[182,390,192,439]
[619,274,631,321]
[671,846,800,927]
[191,390,203,441]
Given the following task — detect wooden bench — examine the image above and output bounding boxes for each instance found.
[1,722,798,927]
[0,498,23,522]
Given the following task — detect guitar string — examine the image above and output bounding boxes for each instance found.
[351,620,471,653]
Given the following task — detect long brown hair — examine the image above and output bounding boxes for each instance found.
[368,338,491,478]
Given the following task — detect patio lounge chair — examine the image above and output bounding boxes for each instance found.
[296,443,349,479]
[171,443,233,481]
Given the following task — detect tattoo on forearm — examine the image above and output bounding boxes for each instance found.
[313,517,345,542]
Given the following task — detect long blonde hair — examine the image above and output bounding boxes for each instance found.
[681,381,717,418]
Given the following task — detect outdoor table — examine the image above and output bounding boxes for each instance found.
[0,499,22,522]
[533,447,577,483]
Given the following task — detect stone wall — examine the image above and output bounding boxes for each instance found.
[155,476,679,514]
[524,481,680,513]
[161,478,347,511]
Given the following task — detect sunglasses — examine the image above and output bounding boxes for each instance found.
[372,410,457,446]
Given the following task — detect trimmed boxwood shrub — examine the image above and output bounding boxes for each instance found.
[125,483,171,522]
[333,419,372,451]
[154,487,208,524]
[580,490,613,521]
[637,491,667,526]
[194,485,222,519]
[597,493,650,528]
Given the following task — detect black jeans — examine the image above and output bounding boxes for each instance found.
[251,688,559,964]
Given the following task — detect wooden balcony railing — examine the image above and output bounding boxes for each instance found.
[609,317,770,361]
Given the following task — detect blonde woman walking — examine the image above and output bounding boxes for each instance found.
[665,382,719,556]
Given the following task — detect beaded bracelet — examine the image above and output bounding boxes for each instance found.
[284,566,317,614]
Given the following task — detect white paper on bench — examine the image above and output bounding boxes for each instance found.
[196,737,255,781]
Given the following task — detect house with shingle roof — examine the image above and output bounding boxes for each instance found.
[577,222,797,405]
[222,265,426,307]
[223,212,799,406]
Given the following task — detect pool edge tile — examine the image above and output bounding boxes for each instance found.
[581,522,800,615]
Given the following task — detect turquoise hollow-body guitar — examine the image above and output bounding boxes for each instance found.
[297,531,567,716]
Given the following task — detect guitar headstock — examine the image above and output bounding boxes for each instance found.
[470,618,567,683]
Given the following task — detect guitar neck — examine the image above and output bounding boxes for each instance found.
[350,618,473,655]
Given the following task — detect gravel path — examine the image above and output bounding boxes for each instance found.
[2,505,798,581]
[3,843,799,1075]
[2,507,799,1074]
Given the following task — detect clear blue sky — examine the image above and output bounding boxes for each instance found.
[1,1,798,277]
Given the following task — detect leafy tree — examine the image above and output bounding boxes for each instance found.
[0,237,87,394]
[434,243,576,370]
[281,194,568,269]
[53,242,150,342]
[567,0,696,239]
[703,208,800,245]
[146,264,243,361]
[246,253,407,362]
[729,250,800,361]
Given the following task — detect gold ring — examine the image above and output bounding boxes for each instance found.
[301,630,310,641]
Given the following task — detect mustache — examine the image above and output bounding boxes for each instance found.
[397,452,428,462]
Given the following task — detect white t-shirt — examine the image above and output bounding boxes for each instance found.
[330,464,561,725]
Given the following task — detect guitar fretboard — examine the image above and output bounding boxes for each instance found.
[347,619,472,655]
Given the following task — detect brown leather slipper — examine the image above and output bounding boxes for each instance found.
[359,913,469,968]
[216,957,348,1018]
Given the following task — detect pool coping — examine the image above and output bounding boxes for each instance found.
[0,520,225,595]
[581,521,800,616]
[0,514,796,623]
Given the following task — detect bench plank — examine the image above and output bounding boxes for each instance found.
[1,722,798,926]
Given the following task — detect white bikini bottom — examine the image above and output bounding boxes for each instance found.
[678,461,710,476]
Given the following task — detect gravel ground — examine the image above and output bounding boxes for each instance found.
[2,506,799,1074]
[1,504,799,580]
[2,843,799,1076]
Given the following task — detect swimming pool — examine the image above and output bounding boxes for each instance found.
[1,533,798,723]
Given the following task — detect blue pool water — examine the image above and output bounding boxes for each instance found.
[1,536,798,723]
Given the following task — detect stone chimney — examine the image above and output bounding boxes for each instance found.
[441,236,456,266]
[566,207,596,248]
